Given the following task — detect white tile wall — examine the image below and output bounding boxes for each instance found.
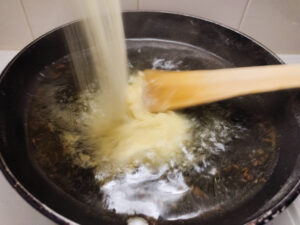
[0,0,299,54]
[0,0,33,49]
[121,0,138,11]
[21,0,80,38]
[139,0,249,29]
[21,0,138,39]
[240,0,300,54]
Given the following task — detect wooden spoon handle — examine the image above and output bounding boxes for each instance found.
[144,64,300,112]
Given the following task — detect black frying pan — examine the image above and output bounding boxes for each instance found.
[0,11,299,225]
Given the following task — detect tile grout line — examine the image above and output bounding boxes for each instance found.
[19,0,35,40]
[238,0,252,30]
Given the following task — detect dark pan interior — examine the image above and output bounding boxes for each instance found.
[0,12,299,225]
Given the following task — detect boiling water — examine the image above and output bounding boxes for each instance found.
[27,49,278,222]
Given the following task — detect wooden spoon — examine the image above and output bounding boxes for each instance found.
[143,64,300,112]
